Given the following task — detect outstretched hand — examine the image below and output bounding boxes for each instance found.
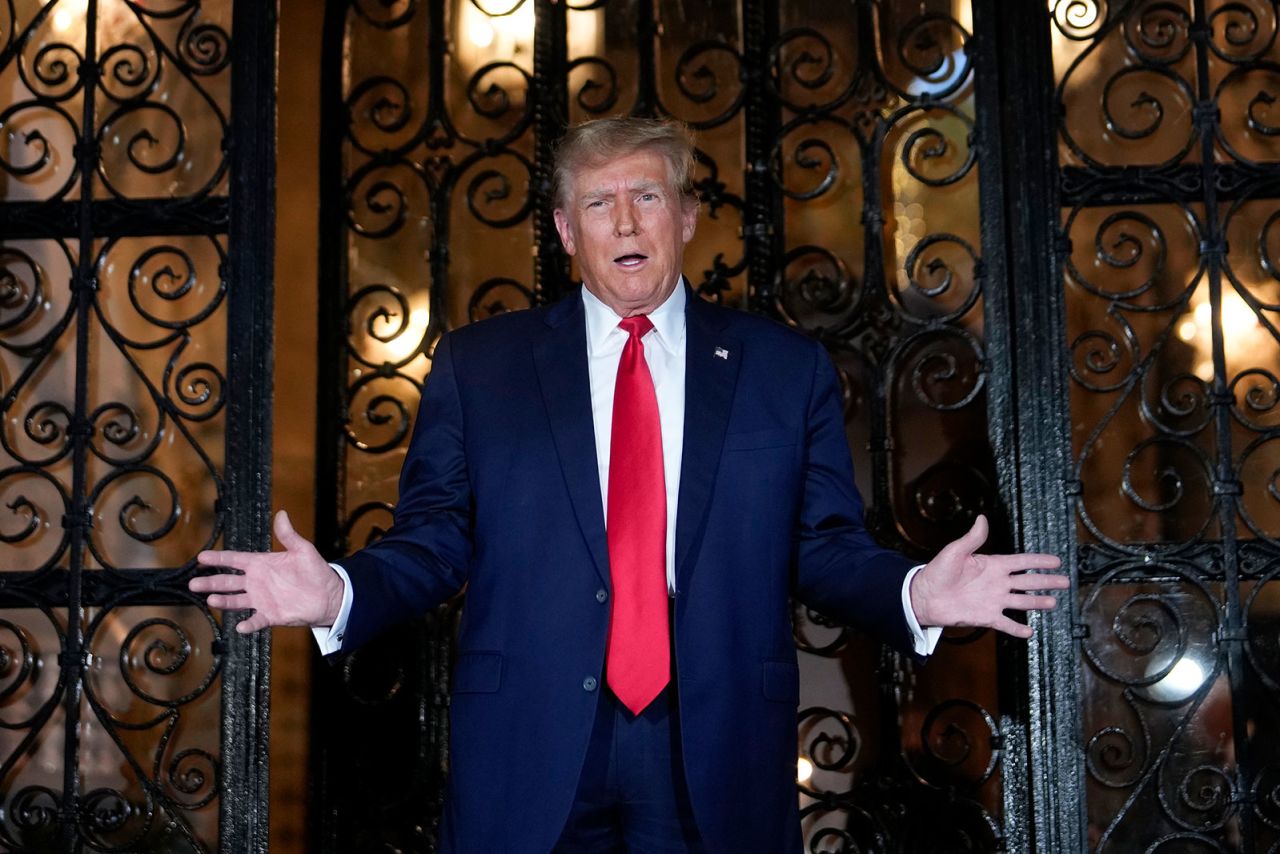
[909,514,1068,639]
[188,510,344,634]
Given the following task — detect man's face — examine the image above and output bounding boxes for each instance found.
[553,148,698,317]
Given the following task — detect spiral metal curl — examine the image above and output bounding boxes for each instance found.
[345,375,417,454]
[896,109,976,188]
[673,42,745,128]
[467,277,534,322]
[98,43,158,103]
[774,246,859,332]
[177,17,231,76]
[798,707,860,773]
[464,152,534,228]
[1160,764,1232,832]
[466,62,532,122]
[1207,2,1277,63]
[1123,3,1192,65]
[126,245,225,330]
[165,748,218,809]
[10,786,59,832]
[566,57,619,115]
[1051,0,1109,40]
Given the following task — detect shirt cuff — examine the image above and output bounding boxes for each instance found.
[310,563,353,655]
[902,565,942,657]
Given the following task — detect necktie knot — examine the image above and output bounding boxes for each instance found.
[618,314,654,340]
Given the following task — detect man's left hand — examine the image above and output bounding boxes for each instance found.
[909,514,1068,639]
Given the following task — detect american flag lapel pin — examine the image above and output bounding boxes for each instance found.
[714,346,729,360]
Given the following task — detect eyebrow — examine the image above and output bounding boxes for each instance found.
[579,180,666,205]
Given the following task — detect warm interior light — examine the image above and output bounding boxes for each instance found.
[1147,656,1206,703]
[796,756,813,783]
[384,307,430,362]
[1181,289,1271,383]
[453,0,600,74]
[52,0,88,34]
[468,18,495,49]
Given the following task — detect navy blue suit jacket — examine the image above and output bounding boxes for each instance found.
[338,287,917,852]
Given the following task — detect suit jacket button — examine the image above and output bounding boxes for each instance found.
[583,676,598,692]
[595,589,608,603]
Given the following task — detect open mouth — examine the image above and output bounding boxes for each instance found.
[614,253,648,267]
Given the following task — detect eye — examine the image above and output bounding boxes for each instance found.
[639,192,658,202]
[586,199,605,209]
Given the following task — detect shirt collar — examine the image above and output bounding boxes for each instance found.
[581,279,687,356]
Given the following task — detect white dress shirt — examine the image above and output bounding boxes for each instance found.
[315,283,939,657]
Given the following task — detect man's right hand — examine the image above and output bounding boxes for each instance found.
[188,510,344,634]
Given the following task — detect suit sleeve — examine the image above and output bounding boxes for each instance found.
[336,333,473,652]
[791,343,919,652]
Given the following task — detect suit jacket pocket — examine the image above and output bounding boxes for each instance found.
[725,428,795,452]
[761,659,800,704]
[452,651,503,694]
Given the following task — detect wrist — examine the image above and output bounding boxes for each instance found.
[322,565,344,626]
[909,567,935,629]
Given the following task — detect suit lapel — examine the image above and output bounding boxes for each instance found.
[675,292,740,587]
[532,294,611,588]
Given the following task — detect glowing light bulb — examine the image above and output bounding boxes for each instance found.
[468,18,495,48]
[796,757,813,783]
[1178,320,1197,342]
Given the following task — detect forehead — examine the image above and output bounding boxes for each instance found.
[567,149,675,198]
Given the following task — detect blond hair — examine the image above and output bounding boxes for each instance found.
[551,117,696,209]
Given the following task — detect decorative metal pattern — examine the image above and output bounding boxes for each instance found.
[315,0,1016,851]
[1049,0,1280,849]
[0,1,273,852]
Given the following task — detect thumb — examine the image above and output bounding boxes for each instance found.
[274,509,301,550]
[953,513,988,556]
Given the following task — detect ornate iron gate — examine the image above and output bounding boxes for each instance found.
[313,0,1036,850]
[0,1,274,851]
[1003,1,1280,851]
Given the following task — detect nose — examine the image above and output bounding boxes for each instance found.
[613,200,638,236]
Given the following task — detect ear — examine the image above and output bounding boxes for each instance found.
[553,208,577,256]
[680,197,699,245]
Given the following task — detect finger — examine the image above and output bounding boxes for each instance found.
[235,612,269,634]
[993,615,1033,639]
[1005,593,1058,612]
[274,509,303,550]
[188,574,248,594]
[206,593,254,611]
[1010,571,1071,591]
[982,553,1063,573]
[196,550,256,571]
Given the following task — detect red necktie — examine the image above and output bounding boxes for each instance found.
[605,314,669,715]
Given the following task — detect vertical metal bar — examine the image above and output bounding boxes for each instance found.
[61,0,100,847]
[314,1,348,562]
[988,1,1085,850]
[1190,1,1253,847]
[967,0,1031,845]
[533,0,568,303]
[424,0,452,331]
[221,0,277,850]
[633,0,659,117]
[858,0,897,544]
[741,0,781,315]
[311,5,348,844]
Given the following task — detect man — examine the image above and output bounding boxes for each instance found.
[191,118,1066,852]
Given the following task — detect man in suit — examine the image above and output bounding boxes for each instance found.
[190,117,1066,852]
